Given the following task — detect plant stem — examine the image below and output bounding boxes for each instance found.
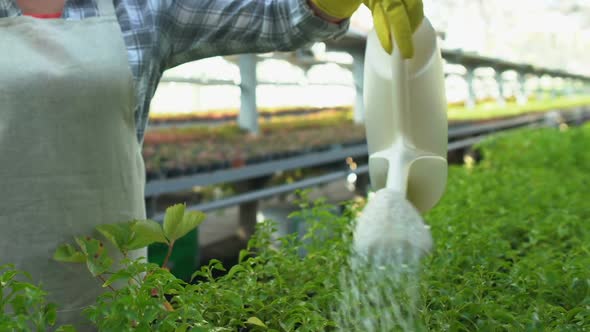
[98,275,116,292]
[162,241,175,269]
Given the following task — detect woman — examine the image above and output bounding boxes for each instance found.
[0,0,421,328]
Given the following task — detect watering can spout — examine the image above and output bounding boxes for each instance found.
[369,137,448,213]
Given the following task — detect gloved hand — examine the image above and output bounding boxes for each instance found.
[309,0,424,58]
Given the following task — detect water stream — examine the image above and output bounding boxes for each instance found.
[335,190,432,331]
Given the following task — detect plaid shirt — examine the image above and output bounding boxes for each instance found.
[0,0,349,143]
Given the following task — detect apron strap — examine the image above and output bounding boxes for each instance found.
[96,0,116,17]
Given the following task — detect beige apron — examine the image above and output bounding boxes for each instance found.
[0,0,146,329]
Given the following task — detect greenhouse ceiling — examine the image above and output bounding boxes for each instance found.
[351,0,590,75]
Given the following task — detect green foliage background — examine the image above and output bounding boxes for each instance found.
[2,123,590,331]
[422,123,590,330]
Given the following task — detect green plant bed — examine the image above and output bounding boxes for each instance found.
[2,124,590,331]
[447,95,590,120]
[149,106,352,124]
[142,96,590,179]
[147,95,589,124]
[142,116,366,179]
[420,123,590,330]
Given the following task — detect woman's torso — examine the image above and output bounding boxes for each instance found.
[1,0,162,143]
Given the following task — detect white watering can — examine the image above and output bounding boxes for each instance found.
[353,17,448,261]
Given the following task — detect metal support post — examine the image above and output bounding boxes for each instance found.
[574,80,586,95]
[517,72,528,105]
[465,67,476,109]
[565,78,575,96]
[553,77,561,97]
[235,176,271,242]
[145,196,158,219]
[239,54,259,135]
[352,51,365,124]
[550,76,558,99]
[536,75,545,101]
[495,69,506,107]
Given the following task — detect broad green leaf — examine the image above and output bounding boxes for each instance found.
[571,278,588,305]
[1,270,18,285]
[8,281,35,294]
[87,256,113,277]
[128,219,168,249]
[96,222,134,252]
[208,259,225,272]
[53,244,86,263]
[238,249,251,264]
[190,268,207,282]
[44,303,57,325]
[163,204,205,242]
[566,307,585,321]
[0,264,16,273]
[102,270,134,287]
[56,326,77,332]
[175,211,206,241]
[163,204,186,242]
[224,290,243,308]
[226,264,246,278]
[75,237,113,277]
[246,317,267,328]
[175,323,190,332]
[11,295,29,314]
[190,328,210,332]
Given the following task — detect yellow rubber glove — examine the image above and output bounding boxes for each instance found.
[309,0,423,58]
[309,0,362,22]
[365,0,424,58]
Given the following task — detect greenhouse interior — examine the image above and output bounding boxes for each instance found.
[1,0,590,331]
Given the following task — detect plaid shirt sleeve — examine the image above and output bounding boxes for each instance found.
[157,0,350,69]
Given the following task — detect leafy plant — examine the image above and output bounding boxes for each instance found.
[0,265,74,332]
[69,196,352,331]
[3,123,590,331]
[420,124,590,330]
[50,204,206,331]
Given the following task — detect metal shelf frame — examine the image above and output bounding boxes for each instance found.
[147,108,589,221]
